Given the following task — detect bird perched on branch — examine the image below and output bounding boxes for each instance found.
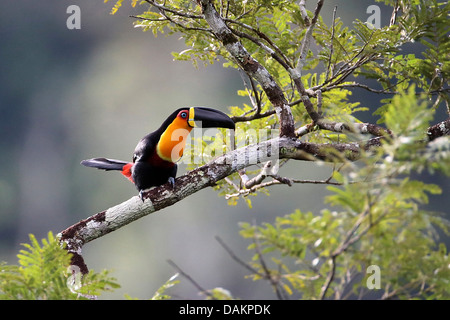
[81,107,235,200]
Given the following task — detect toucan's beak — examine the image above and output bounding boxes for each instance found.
[188,107,235,129]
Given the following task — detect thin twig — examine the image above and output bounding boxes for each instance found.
[144,0,203,19]
[157,7,213,34]
[229,27,292,71]
[167,259,216,299]
[225,19,293,68]
[296,0,324,73]
[390,0,400,27]
[252,234,288,300]
[224,177,240,192]
[325,6,338,81]
[237,69,263,116]
[298,0,310,25]
[215,236,263,277]
[231,109,276,123]
[225,176,345,200]
[319,256,336,299]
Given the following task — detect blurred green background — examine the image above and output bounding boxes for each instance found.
[0,0,448,299]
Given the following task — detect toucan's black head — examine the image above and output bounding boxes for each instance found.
[138,106,235,164]
[187,107,235,130]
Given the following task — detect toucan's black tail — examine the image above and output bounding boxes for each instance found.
[80,157,129,171]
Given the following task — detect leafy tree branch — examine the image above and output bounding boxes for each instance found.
[58,0,450,299]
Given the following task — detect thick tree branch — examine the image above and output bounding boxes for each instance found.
[427,118,450,141]
[200,0,296,137]
[59,136,385,273]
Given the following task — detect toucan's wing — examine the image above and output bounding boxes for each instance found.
[133,132,158,163]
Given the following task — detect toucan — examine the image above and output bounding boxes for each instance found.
[81,107,235,200]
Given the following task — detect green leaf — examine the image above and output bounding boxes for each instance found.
[151,273,180,300]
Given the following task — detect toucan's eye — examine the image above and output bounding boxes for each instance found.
[180,112,187,119]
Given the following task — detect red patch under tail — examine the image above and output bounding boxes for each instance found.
[121,163,134,183]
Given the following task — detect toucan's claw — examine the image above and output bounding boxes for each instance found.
[168,177,175,189]
[139,190,145,202]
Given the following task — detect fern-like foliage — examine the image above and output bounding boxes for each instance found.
[240,89,450,299]
[0,232,119,300]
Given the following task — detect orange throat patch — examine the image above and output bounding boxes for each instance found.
[156,118,192,163]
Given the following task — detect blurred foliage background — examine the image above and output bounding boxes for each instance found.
[0,0,448,299]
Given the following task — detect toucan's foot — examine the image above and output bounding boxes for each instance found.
[139,190,145,202]
[168,177,175,189]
